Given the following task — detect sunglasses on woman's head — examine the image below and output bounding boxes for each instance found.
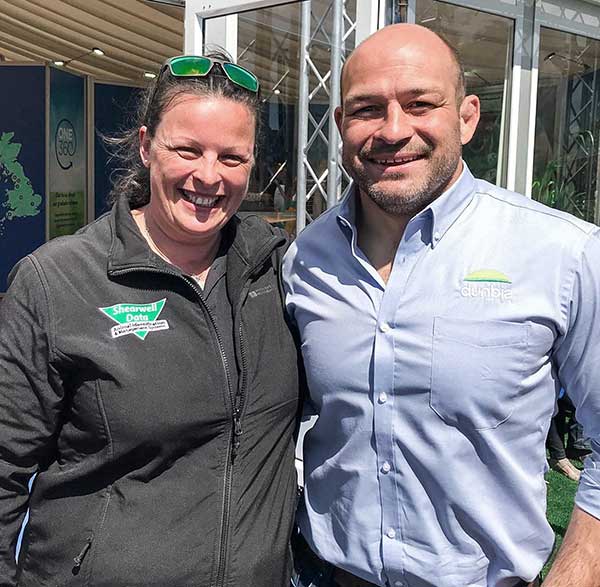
[162,55,260,93]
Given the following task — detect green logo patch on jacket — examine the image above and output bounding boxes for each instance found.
[99,298,169,340]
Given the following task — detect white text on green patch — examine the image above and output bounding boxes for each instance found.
[99,299,169,340]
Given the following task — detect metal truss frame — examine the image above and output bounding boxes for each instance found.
[295,0,357,230]
[295,0,384,230]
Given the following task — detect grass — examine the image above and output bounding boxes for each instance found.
[542,459,581,578]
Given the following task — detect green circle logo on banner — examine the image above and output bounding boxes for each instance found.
[55,118,77,170]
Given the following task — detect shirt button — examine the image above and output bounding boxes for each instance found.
[378,392,388,404]
[381,461,391,474]
[433,231,440,242]
[394,581,405,587]
[386,527,396,539]
[379,322,391,333]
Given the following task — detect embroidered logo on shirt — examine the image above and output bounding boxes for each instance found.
[461,269,512,302]
[248,284,274,298]
[99,298,169,340]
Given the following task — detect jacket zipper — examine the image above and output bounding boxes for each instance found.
[72,535,93,572]
[184,277,236,587]
[111,266,236,587]
[216,240,282,586]
[112,239,281,587]
[236,321,247,435]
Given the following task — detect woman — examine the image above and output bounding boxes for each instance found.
[0,52,300,586]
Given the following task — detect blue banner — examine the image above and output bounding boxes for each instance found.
[48,67,86,239]
[0,65,45,293]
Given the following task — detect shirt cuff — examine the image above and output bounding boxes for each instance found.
[574,444,600,521]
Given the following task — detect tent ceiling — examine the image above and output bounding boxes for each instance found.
[0,0,184,83]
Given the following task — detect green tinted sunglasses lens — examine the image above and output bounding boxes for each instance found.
[165,56,259,93]
[169,56,212,76]
[222,62,259,93]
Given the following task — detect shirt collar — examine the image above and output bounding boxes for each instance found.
[426,162,476,248]
[336,161,476,248]
[337,186,357,231]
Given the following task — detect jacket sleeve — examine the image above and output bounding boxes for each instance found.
[0,256,65,586]
[553,229,600,521]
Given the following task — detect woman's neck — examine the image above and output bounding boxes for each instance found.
[132,207,221,285]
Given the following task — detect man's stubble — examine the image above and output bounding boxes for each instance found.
[345,130,463,218]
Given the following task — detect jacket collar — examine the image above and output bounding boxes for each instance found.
[107,197,284,279]
[107,196,160,274]
[226,213,285,302]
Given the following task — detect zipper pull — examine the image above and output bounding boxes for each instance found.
[234,414,243,438]
[231,412,243,462]
[73,536,93,572]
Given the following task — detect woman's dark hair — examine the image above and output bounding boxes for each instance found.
[105,48,261,208]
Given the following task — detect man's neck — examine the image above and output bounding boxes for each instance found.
[356,192,410,284]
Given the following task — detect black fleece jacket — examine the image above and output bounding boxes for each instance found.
[0,197,300,587]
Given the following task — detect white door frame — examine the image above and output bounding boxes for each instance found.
[184,0,301,55]
[185,0,384,52]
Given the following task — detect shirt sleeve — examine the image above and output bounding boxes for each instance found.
[553,229,600,520]
[0,256,65,586]
[282,243,317,427]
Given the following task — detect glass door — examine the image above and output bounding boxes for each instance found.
[233,3,302,222]
[532,28,600,224]
[413,0,515,186]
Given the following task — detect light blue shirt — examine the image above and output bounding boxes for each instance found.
[283,165,600,587]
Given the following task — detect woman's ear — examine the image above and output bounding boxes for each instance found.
[139,126,151,168]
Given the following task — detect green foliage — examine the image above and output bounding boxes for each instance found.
[532,160,588,220]
[463,106,501,184]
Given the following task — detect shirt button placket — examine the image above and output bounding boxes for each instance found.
[375,313,400,585]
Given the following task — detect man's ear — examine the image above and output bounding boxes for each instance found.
[458,95,480,146]
[334,105,343,134]
[139,126,151,168]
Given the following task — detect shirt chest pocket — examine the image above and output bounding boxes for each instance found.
[430,316,528,431]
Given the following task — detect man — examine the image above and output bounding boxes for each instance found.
[283,23,600,587]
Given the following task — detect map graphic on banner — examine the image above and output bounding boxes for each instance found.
[0,64,46,292]
[0,132,42,235]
